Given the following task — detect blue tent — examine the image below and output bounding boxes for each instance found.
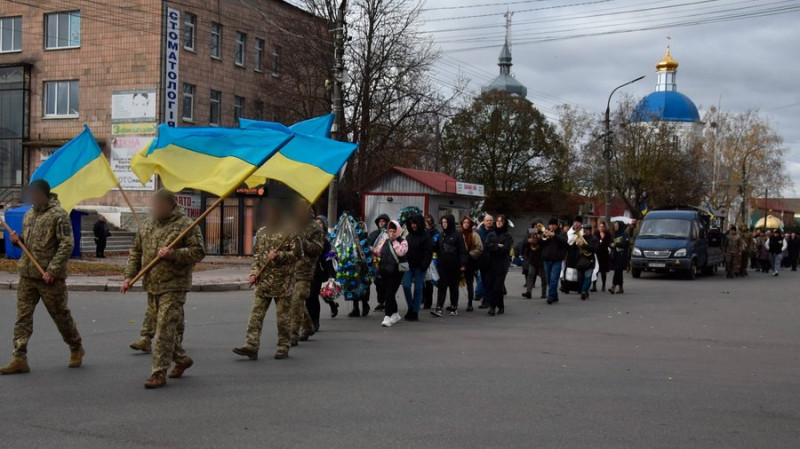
[3,205,84,259]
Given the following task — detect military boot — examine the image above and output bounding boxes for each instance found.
[232,346,258,360]
[0,359,30,375]
[144,370,167,389]
[68,347,85,368]
[168,357,194,379]
[274,348,289,360]
[129,337,152,353]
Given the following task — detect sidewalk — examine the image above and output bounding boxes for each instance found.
[0,259,254,293]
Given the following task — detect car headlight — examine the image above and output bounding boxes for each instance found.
[674,248,687,257]
[632,247,642,256]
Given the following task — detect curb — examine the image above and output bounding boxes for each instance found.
[2,281,249,293]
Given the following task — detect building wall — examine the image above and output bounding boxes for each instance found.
[1,0,331,210]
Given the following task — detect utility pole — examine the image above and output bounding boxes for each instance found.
[741,155,747,226]
[604,75,645,224]
[327,0,347,225]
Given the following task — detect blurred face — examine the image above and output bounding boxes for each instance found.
[151,196,174,220]
[461,218,471,230]
[387,227,397,239]
[614,222,620,232]
[27,187,49,207]
[411,222,419,232]
[425,217,434,228]
[315,218,325,232]
[377,219,388,229]
[573,221,581,230]
[441,218,448,230]
[497,217,505,229]
[483,215,494,228]
[598,222,606,232]
[549,223,558,231]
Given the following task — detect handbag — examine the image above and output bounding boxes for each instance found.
[425,263,439,281]
[388,240,409,272]
[565,267,578,282]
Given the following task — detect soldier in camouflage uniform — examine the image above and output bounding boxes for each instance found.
[234,207,301,361]
[121,189,205,389]
[724,225,743,279]
[1,180,84,375]
[290,211,325,345]
[739,226,753,277]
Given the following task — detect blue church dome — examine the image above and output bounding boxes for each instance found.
[632,91,700,123]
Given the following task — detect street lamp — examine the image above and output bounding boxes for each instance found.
[604,75,645,225]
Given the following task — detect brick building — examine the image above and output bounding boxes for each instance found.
[0,0,331,254]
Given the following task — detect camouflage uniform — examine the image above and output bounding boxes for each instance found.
[290,219,325,341]
[724,233,742,278]
[12,195,82,360]
[125,207,205,375]
[739,229,752,277]
[242,226,301,356]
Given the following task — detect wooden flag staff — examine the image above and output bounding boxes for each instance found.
[0,219,47,278]
[116,183,143,228]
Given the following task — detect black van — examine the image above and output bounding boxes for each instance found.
[631,207,724,280]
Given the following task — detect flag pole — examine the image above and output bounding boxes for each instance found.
[128,135,297,286]
[0,219,47,278]
[129,193,223,286]
[116,183,144,228]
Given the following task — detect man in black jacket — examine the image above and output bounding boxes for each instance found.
[401,214,433,321]
[368,214,390,311]
[93,215,111,258]
[433,214,467,317]
[540,218,569,304]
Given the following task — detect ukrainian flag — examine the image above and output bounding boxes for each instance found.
[30,125,119,212]
[640,202,649,217]
[131,125,294,197]
[240,114,358,203]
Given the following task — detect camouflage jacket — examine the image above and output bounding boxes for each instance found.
[18,195,73,279]
[251,226,301,297]
[724,234,743,255]
[294,219,325,280]
[125,207,205,294]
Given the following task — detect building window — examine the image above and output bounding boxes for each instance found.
[234,96,244,124]
[235,32,246,67]
[272,46,281,76]
[210,22,222,59]
[182,83,195,121]
[44,80,79,117]
[209,90,221,126]
[254,38,264,72]
[183,13,196,51]
[253,100,264,120]
[45,11,80,50]
[0,17,22,53]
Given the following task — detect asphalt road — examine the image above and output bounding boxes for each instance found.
[0,269,799,448]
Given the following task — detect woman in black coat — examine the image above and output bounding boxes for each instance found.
[609,221,630,294]
[593,220,612,292]
[486,214,514,316]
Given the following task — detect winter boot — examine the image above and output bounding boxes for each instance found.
[144,370,167,389]
[168,357,194,379]
[0,359,30,375]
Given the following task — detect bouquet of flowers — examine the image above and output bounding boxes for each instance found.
[320,278,342,302]
[331,213,373,301]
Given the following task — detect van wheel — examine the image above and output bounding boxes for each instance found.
[685,261,697,280]
[631,268,641,278]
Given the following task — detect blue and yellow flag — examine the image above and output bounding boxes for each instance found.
[130,125,294,197]
[240,114,358,203]
[640,202,649,217]
[30,125,119,212]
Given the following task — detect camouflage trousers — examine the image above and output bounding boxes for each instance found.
[150,291,190,374]
[13,277,82,360]
[139,293,185,350]
[725,253,741,276]
[290,278,314,340]
[244,290,291,353]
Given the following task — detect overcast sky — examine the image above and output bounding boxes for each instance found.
[418,0,800,196]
